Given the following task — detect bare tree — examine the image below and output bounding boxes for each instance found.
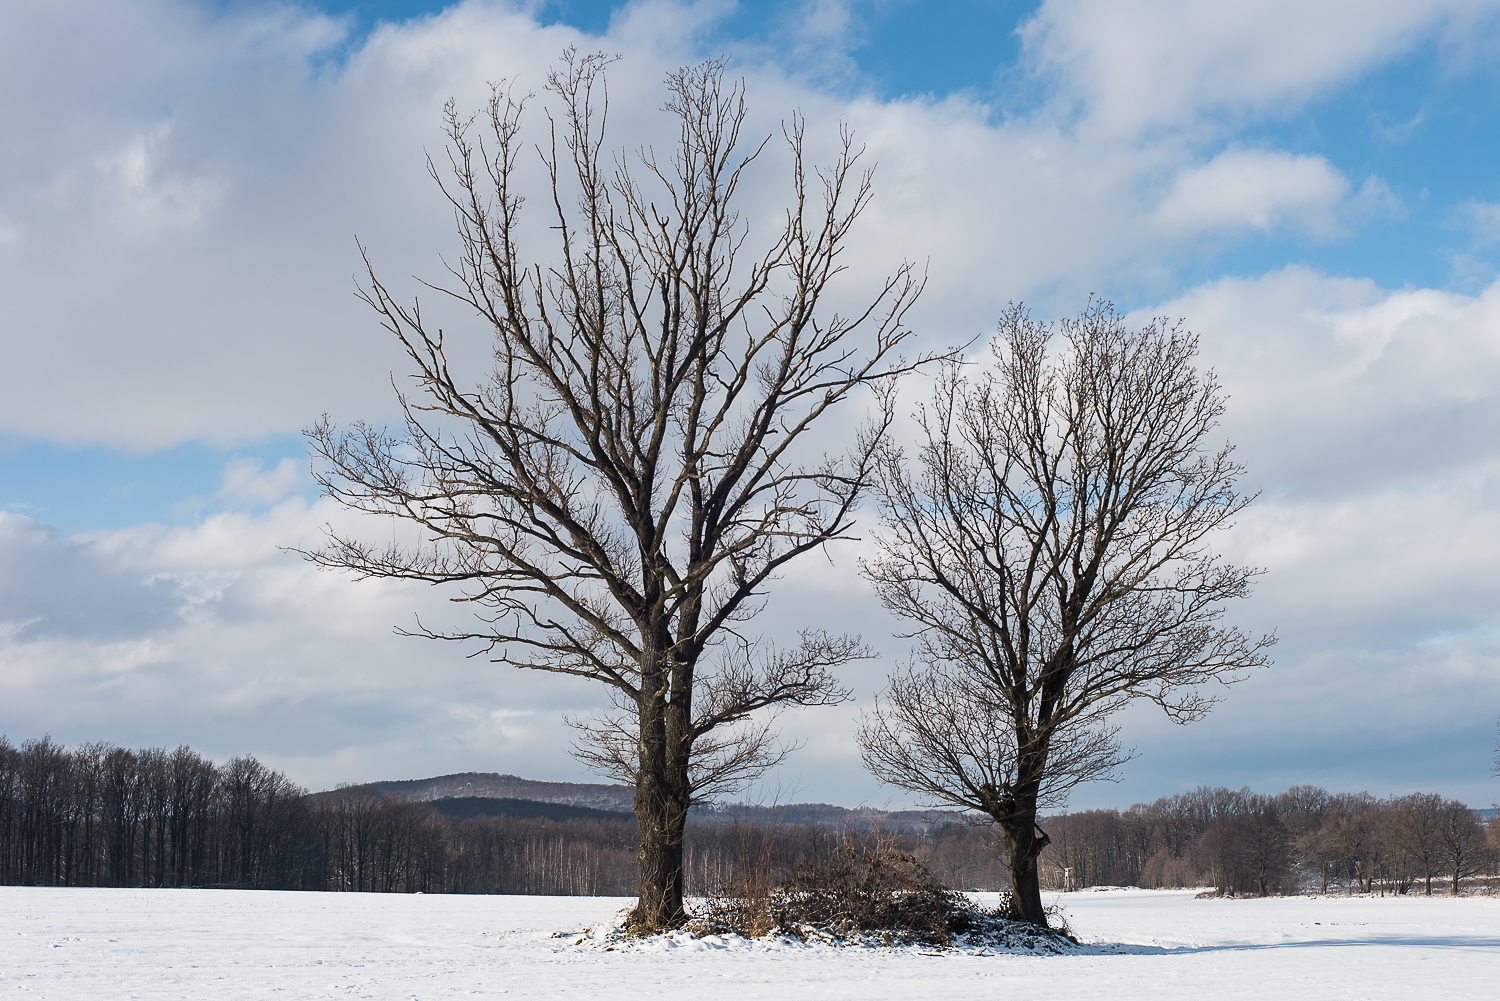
[858,302,1273,926]
[1237,796,1291,897]
[1388,792,1445,895]
[1434,799,1491,895]
[303,52,929,931]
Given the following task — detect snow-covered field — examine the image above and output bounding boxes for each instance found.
[4,886,1497,999]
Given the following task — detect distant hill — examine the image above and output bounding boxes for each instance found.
[693,801,974,832]
[369,772,636,813]
[424,796,633,824]
[362,770,974,832]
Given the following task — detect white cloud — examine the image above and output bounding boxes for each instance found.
[1079,269,1500,802]
[0,0,1448,450]
[1230,477,1500,645]
[1349,175,1407,223]
[1147,267,1500,498]
[1019,0,1500,136]
[1153,148,1350,238]
[4,1,1500,806]
[1373,110,1427,145]
[0,494,896,798]
[215,456,303,506]
[1457,199,1500,246]
[1137,270,1500,714]
[8,268,1500,806]
[0,501,610,789]
[98,122,226,233]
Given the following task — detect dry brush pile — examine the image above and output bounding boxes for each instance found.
[686,830,1077,951]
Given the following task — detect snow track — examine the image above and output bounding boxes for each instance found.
[3,887,1496,999]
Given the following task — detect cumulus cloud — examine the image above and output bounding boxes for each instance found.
[1107,271,1500,804]
[1019,0,1500,136]
[1456,198,1500,246]
[1151,267,1500,498]
[8,270,1499,806]
[215,456,303,506]
[0,489,895,796]
[0,0,1453,451]
[0,499,612,788]
[4,0,1500,805]
[1153,148,1351,238]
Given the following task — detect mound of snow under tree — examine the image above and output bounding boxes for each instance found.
[5,886,1498,999]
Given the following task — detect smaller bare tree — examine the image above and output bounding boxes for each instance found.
[858,301,1273,926]
[1296,793,1379,894]
[1238,797,1291,897]
[1388,792,1444,895]
[1435,799,1491,895]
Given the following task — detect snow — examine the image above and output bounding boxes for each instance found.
[3,886,1497,999]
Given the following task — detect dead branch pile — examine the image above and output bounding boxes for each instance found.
[689,837,1074,950]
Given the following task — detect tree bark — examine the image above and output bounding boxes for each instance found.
[629,655,693,930]
[999,813,1050,925]
[633,787,689,929]
[981,782,1051,926]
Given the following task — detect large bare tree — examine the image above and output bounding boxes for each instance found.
[858,302,1273,926]
[1434,799,1492,894]
[1388,792,1445,895]
[303,52,928,931]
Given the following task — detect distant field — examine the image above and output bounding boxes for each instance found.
[3,886,1497,999]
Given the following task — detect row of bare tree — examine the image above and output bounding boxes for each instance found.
[2,735,999,896]
[9,735,1493,900]
[0,737,636,894]
[309,785,640,895]
[1038,785,1498,896]
[0,733,1006,896]
[0,736,309,889]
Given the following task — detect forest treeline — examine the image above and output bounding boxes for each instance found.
[0,737,638,893]
[1038,785,1499,896]
[2,737,1494,896]
[0,736,1007,895]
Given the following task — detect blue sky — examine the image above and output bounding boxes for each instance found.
[3,0,1500,809]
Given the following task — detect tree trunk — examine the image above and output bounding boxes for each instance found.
[634,798,688,931]
[629,664,692,933]
[988,783,1050,927]
[999,816,1049,925]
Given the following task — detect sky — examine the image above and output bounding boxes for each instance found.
[3,0,1500,811]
